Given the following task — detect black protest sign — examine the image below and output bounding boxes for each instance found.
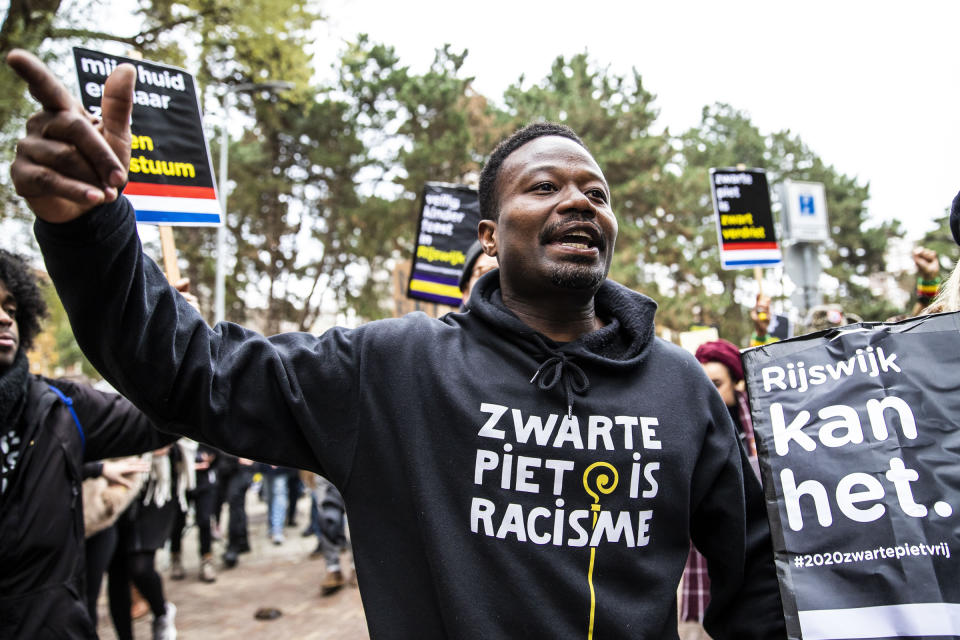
[407,183,481,307]
[709,168,781,269]
[742,313,960,639]
[73,47,220,225]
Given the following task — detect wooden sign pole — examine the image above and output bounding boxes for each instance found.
[159,225,181,284]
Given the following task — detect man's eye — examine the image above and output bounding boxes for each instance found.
[533,182,556,192]
[587,189,608,202]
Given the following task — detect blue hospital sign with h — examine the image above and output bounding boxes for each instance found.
[782,180,829,243]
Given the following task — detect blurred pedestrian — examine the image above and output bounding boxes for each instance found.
[803,303,861,333]
[218,453,254,569]
[922,190,960,314]
[310,475,353,596]
[257,463,292,545]
[285,466,303,529]
[459,240,499,309]
[82,456,148,625]
[169,443,219,583]
[748,294,778,347]
[107,441,192,640]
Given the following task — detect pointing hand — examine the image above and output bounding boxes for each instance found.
[7,49,135,223]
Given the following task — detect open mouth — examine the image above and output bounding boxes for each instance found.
[557,231,596,250]
[545,224,603,253]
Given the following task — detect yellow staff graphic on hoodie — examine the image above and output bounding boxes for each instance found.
[583,461,619,639]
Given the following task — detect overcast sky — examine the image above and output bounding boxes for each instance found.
[313,0,960,243]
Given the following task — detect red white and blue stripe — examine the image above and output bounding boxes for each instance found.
[720,241,782,269]
[125,182,222,226]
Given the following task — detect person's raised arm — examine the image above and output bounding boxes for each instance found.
[911,246,941,316]
[8,51,360,485]
[7,49,133,223]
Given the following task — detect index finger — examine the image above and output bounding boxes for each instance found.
[6,49,77,112]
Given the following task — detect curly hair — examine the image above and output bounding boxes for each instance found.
[478,122,587,221]
[0,249,48,352]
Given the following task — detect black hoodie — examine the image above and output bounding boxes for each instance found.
[36,197,785,639]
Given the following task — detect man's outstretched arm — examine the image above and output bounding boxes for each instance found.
[7,51,361,485]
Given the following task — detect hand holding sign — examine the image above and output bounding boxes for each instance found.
[7,49,134,223]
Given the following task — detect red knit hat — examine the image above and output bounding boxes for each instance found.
[695,339,744,382]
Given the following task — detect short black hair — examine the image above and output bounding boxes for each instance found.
[0,249,47,352]
[478,122,587,221]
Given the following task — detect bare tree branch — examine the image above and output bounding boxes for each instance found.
[48,27,139,45]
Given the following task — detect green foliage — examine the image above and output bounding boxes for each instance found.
[919,213,957,265]
[0,0,63,147]
[226,92,366,331]
[672,104,904,343]
[34,277,98,379]
[325,36,493,320]
[194,35,489,328]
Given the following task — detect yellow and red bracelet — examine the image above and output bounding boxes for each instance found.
[917,277,941,304]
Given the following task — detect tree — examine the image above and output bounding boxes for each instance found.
[28,275,97,378]
[325,36,493,320]
[223,94,365,332]
[673,104,904,342]
[0,0,231,174]
[918,212,957,266]
[131,0,323,330]
[200,36,489,330]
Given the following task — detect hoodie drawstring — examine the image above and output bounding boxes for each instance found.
[529,352,590,418]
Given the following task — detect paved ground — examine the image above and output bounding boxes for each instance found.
[95,490,369,639]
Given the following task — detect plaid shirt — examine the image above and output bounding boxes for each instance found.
[680,391,758,622]
[680,542,711,622]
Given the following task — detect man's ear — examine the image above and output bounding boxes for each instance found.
[478,220,498,256]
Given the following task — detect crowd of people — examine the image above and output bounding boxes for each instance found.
[0,246,356,639]
[2,47,959,639]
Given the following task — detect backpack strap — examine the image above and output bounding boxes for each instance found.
[47,384,85,453]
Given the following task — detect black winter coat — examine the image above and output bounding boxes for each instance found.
[0,374,175,639]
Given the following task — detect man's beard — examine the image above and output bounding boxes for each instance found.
[549,261,605,290]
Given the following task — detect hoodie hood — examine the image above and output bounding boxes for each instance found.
[466,269,658,415]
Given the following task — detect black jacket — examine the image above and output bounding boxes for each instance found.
[0,374,175,639]
[37,196,787,639]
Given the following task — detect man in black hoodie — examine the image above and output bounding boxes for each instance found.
[8,50,786,639]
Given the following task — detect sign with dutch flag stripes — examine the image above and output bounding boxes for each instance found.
[73,47,220,226]
[709,168,781,269]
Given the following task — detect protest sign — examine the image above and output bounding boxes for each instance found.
[742,313,960,639]
[73,47,220,226]
[709,168,781,269]
[679,327,719,354]
[407,183,481,307]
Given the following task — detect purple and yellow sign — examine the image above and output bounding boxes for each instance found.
[407,183,480,307]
